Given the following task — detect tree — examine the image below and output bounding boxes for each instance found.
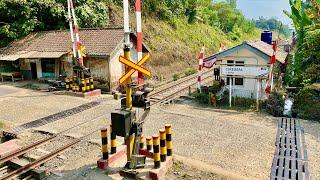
[0,0,110,48]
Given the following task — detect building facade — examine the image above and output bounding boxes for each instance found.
[205,41,288,99]
[0,28,149,91]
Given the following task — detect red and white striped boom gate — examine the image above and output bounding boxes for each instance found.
[197,47,205,93]
[67,0,83,67]
[265,41,277,94]
[135,0,144,87]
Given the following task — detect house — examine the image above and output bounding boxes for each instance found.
[204,40,288,99]
[0,28,150,91]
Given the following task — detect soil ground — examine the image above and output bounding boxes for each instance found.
[0,84,319,179]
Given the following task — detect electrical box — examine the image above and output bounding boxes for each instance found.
[111,110,135,137]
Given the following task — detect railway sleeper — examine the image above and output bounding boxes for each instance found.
[6,158,46,179]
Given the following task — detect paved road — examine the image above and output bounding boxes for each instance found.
[0,85,21,96]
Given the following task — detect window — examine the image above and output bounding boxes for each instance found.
[227,60,234,66]
[236,61,245,66]
[235,78,244,85]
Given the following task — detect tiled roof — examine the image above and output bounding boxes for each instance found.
[0,28,127,60]
[247,41,288,63]
[205,41,288,64]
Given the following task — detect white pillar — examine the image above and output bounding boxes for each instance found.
[229,77,232,107]
[36,59,42,79]
[256,78,260,111]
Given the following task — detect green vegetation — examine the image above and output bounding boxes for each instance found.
[255,17,292,37]
[0,0,261,79]
[0,0,110,47]
[284,0,320,121]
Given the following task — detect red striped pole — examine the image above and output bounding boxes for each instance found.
[67,0,76,59]
[197,47,205,93]
[265,41,277,94]
[135,0,144,87]
[69,0,83,67]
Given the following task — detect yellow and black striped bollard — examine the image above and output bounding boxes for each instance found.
[81,79,86,93]
[165,124,172,156]
[90,77,94,91]
[75,85,80,92]
[139,135,145,149]
[72,84,76,92]
[159,129,167,162]
[146,136,152,151]
[153,135,160,169]
[65,78,70,91]
[101,128,108,160]
[110,125,117,154]
[85,78,90,92]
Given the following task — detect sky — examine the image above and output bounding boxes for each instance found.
[215,0,292,25]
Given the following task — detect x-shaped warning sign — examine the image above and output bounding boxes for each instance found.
[119,53,151,84]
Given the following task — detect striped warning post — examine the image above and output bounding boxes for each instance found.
[135,0,144,87]
[69,0,83,66]
[153,135,160,169]
[159,129,167,162]
[67,0,76,59]
[101,128,108,160]
[197,47,205,93]
[165,124,172,156]
[65,78,70,91]
[265,41,277,94]
[89,77,94,90]
[110,125,117,154]
[85,78,90,92]
[139,135,145,149]
[146,136,152,151]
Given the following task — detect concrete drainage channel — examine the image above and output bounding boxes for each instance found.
[2,100,102,140]
[270,118,309,180]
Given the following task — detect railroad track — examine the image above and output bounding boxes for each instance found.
[148,69,213,105]
[3,100,102,139]
[0,113,107,180]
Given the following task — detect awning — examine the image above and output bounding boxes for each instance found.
[0,51,66,61]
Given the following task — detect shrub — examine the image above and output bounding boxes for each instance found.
[209,80,221,93]
[293,84,320,121]
[173,73,180,81]
[184,67,197,76]
[265,91,286,117]
[194,92,209,104]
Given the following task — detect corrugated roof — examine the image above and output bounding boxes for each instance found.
[0,28,125,60]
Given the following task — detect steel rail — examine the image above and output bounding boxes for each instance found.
[0,128,100,180]
[148,69,213,97]
[0,113,107,164]
[150,76,212,106]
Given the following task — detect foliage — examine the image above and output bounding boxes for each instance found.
[184,67,197,76]
[209,80,221,94]
[255,17,292,37]
[172,73,180,81]
[265,91,286,117]
[293,85,320,121]
[0,0,110,47]
[140,0,256,41]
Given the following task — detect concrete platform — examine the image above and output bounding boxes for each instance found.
[97,146,173,180]
[0,139,20,157]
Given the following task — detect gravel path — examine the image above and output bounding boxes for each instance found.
[1,86,319,179]
[143,103,278,179]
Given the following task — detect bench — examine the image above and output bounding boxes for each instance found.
[1,72,24,82]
